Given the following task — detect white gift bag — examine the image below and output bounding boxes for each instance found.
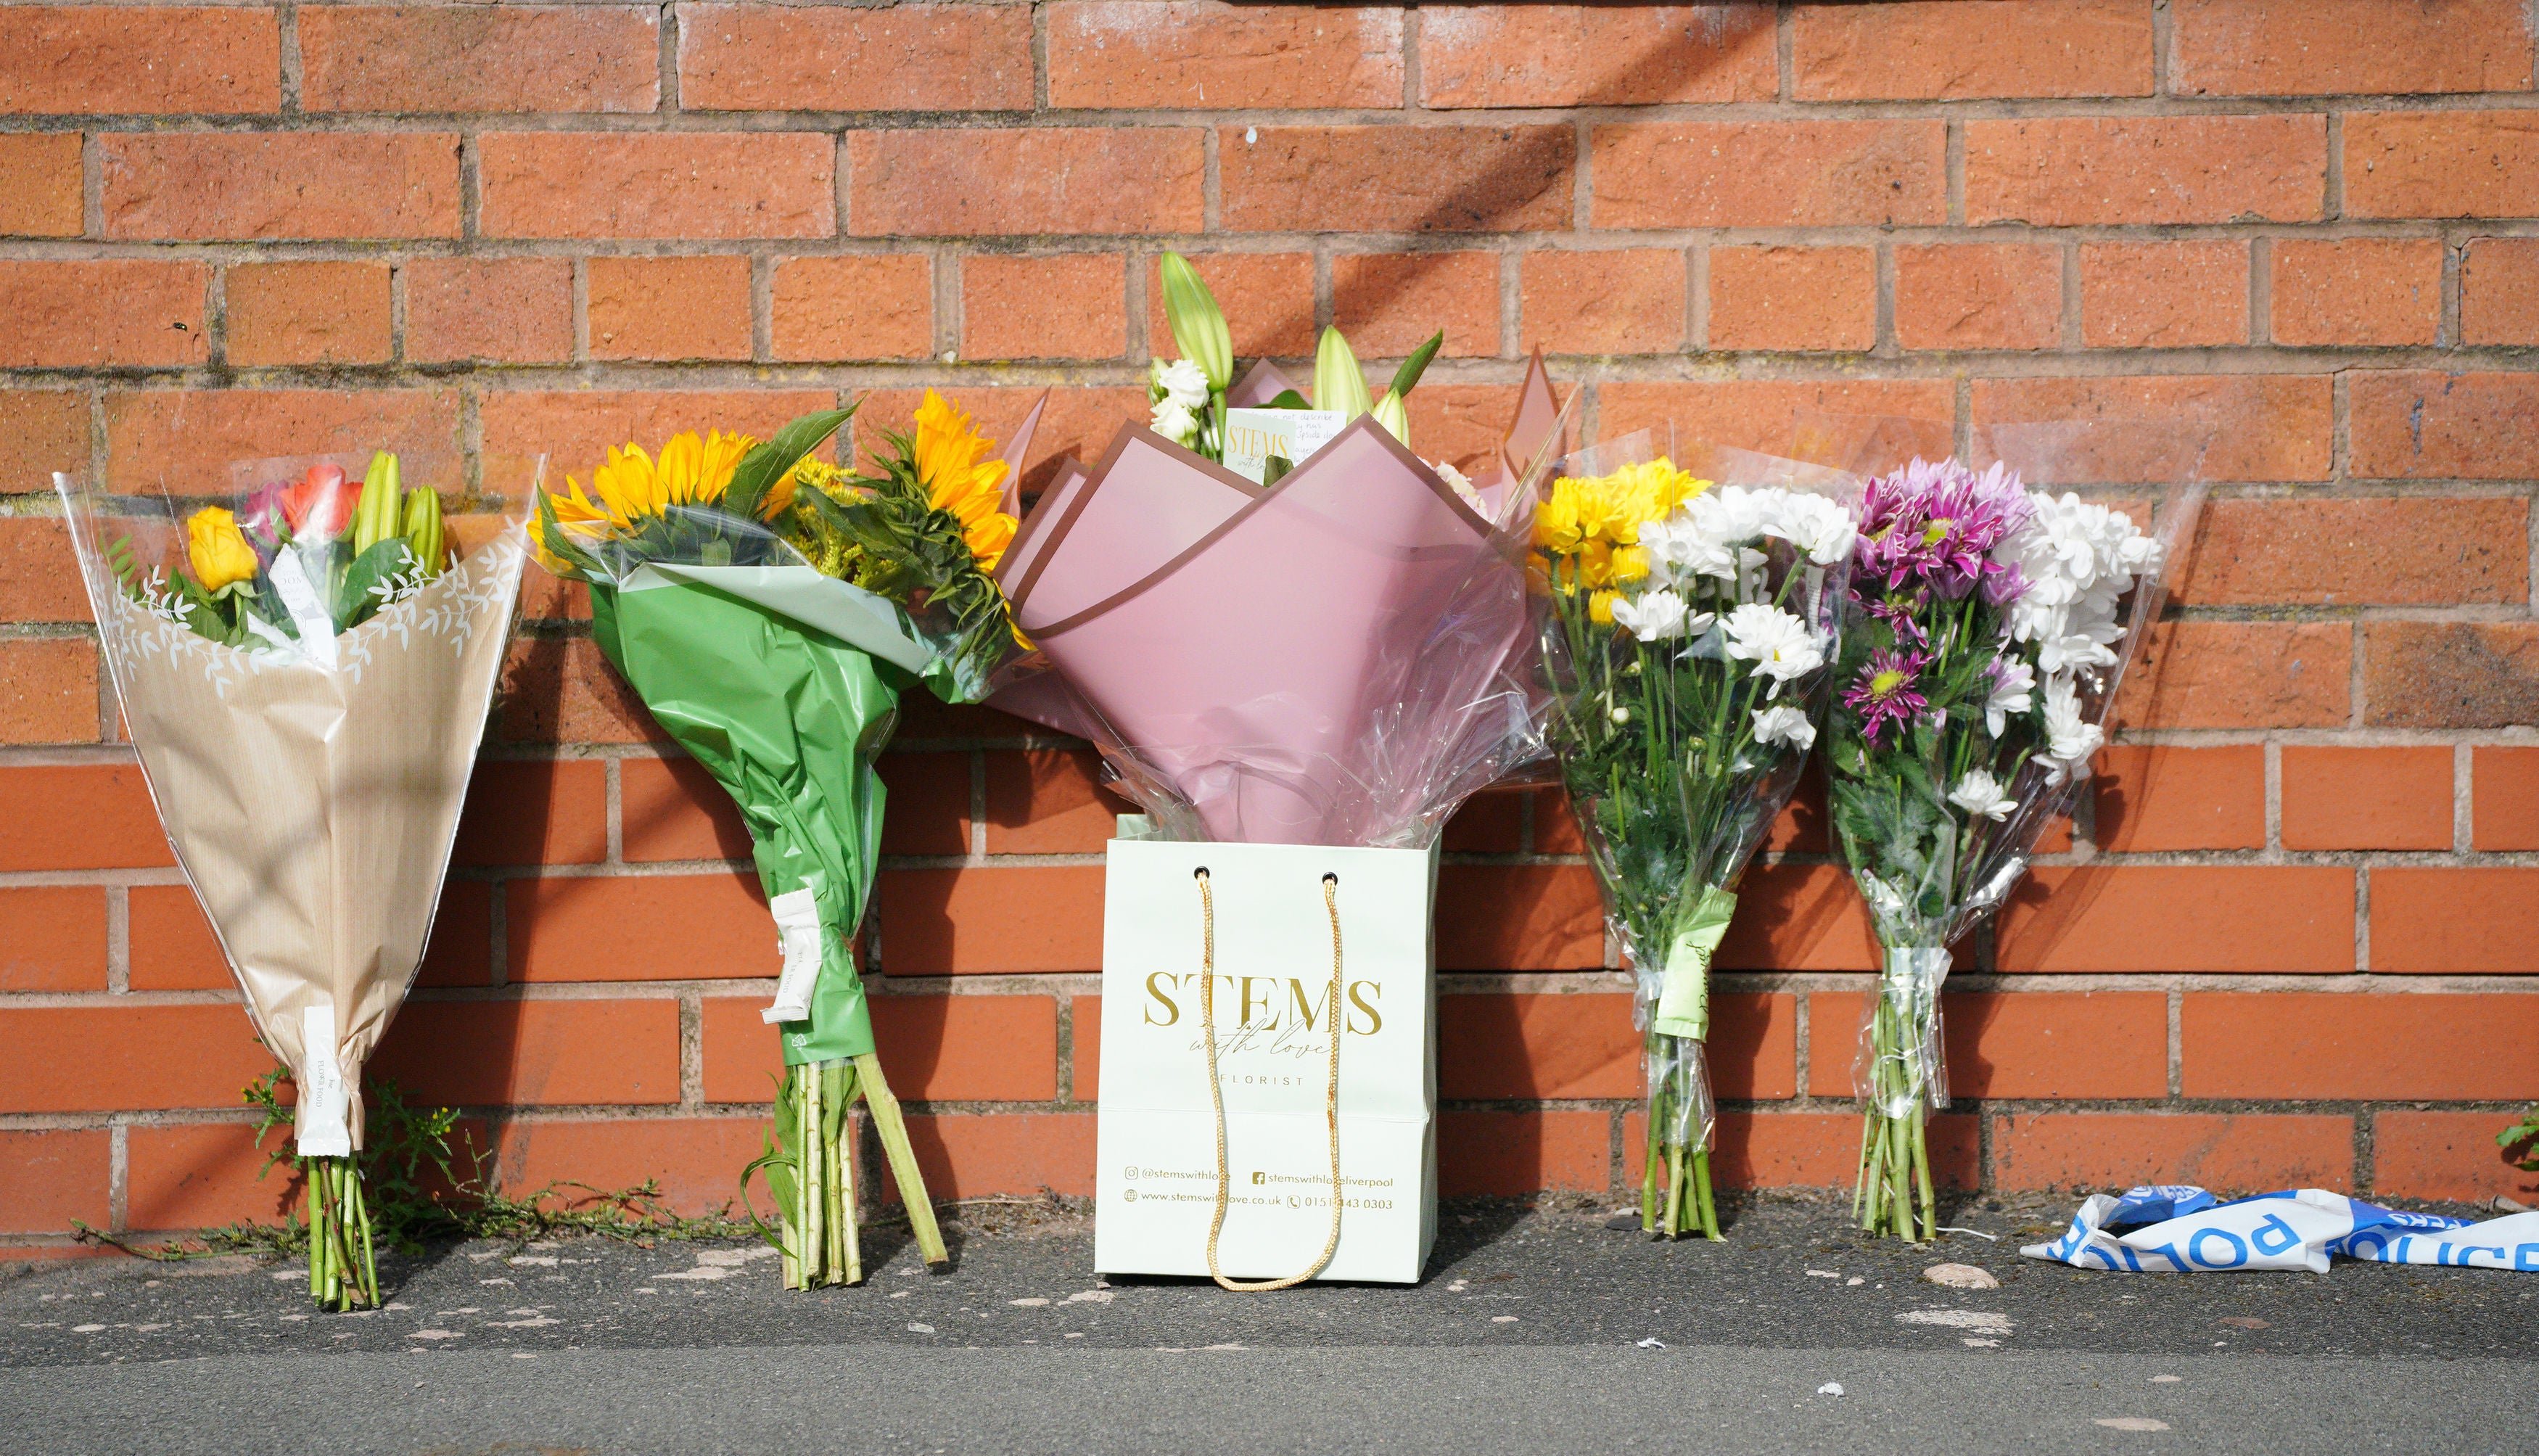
[1093,834,1440,1285]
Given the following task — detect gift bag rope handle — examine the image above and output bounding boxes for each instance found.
[1194,867,1346,1293]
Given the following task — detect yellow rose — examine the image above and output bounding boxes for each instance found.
[185,507,258,592]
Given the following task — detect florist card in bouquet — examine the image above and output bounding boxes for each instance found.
[1221,406,1346,484]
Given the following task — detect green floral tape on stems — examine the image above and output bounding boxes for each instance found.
[1652,884,1737,1040]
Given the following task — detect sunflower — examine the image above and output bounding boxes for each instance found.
[909,390,1018,569]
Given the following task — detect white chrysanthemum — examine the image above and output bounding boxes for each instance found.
[1763,490,1858,567]
[1151,357,1211,411]
[1720,603,1824,697]
[1676,485,1773,581]
[1948,769,2017,821]
[1611,589,1709,643]
[1993,492,2160,684]
[1983,657,2036,739]
[1432,460,1484,512]
[1750,703,1816,752]
[2039,675,2104,783]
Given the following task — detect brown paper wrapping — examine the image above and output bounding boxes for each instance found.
[77,530,526,1149]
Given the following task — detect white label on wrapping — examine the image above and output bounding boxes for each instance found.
[1222,408,1346,484]
[762,887,824,1025]
[267,550,340,670]
[296,1003,353,1158]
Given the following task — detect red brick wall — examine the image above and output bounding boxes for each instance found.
[4,0,2537,1244]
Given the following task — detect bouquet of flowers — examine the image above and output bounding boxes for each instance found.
[1531,437,1855,1238]
[532,392,1026,1288]
[1824,443,2203,1242]
[58,450,523,1309]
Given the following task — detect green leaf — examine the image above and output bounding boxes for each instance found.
[1262,454,1293,488]
[1264,390,1311,411]
[725,406,855,522]
[1387,330,1444,400]
[334,538,414,631]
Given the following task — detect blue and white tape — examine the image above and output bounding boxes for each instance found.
[2020,1185,2539,1275]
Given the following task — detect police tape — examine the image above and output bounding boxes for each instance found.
[2020,1185,2539,1275]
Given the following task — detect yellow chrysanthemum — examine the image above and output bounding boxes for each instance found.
[910,390,1020,570]
[1589,589,1618,625]
[1534,458,1710,556]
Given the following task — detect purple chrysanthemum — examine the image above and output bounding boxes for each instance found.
[1853,457,2034,601]
[1843,647,1930,746]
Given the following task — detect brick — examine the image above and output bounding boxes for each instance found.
[481,133,833,240]
[1706,246,1876,352]
[1594,120,1946,229]
[222,261,390,367]
[0,6,277,115]
[1974,374,2332,483]
[1894,243,2062,352]
[1143,252,1314,360]
[878,865,1106,974]
[681,2,1030,111]
[414,881,495,990]
[962,254,1127,362]
[1225,125,1573,234]
[0,1130,110,1234]
[127,883,227,991]
[484,1117,762,1217]
[1405,382,1534,474]
[511,872,780,982]
[1709,992,1798,1100]
[882,1111,1096,1201]
[2110,601,2300,746]
[102,132,458,240]
[374,998,680,1106]
[2374,1111,2539,1203]
[301,4,658,114]
[0,764,172,871]
[0,637,95,744]
[104,388,461,496]
[0,394,88,506]
[2282,746,2452,852]
[2462,238,2539,345]
[2180,495,2527,607]
[984,749,1128,855]
[1052,1,1401,109]
[850,128,1202,238]
[1966,116,2326,226]
[1441,785,1524,852]
[2347,111,2539,219]
[496,638,659,746]
[1440,1110,1610,1195]
[452,760,607,868]
[1993,1112,2353,1194]
[2094,745,2266,852]
[2185,992,2539,1099]
[403,258,573,366]
[1518,249,1685,357]
[1806,990,2168,1100]
[2174,0,2533,96]
[876,752,971,857]
[1761,778,1830,855]
[1,1005,271,1113]
[2369,869,2539,974]
[1795,0,2152,100]
[480,388,838,510]
[125,1124,299,1231]
[1593,380,1956,466]
[1435,864,1605,971]
[588,255,754,362]
[2363,621,2539,729]
[2078,241,2249,348]
[0,886,105,992]
[1333,252,1500,359]
[0,132,82,236]
[619,754,748,863]
[1997,865,2355,972]
[1420,4,1775,107]
[2350,371,2539,480]
[2270,238,2442,347]
[0,260,205,368]
[2473,747,2539,851]
[1441,992,1637,1101]
[1714,863,1882,972]
[703,992,1059,1103]
[848,385,1151,495]
[773,255,933,363]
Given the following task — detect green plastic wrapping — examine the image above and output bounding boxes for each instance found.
[590,576,905,1066]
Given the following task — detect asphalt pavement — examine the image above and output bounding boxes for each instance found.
[4,1193,2532,1454]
